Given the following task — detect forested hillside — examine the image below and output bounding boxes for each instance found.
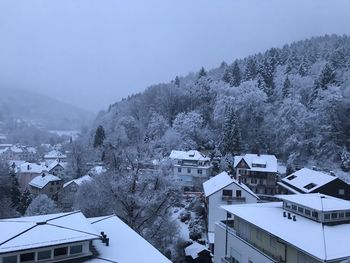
[91,34,350,171]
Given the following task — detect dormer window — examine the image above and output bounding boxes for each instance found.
[287,175,296,180]
[304,183,317,190]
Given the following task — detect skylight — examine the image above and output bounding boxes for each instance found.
[287,175,297,180]
[304,183,317,190]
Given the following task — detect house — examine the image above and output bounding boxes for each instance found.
[214,193,350,263]
[278,167,350,200]
[47,160,69,179]
[170,150,213,191]
[234,154,278,195]
[0,211,171,263]
[184,242,212,263]
[17,162,47,191]
[0,145,38,162]
[29,172,63,201]
[44,150,67,165]
[202,171,258,252]
[60,175,93,209]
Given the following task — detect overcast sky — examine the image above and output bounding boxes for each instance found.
[0,0,350,112]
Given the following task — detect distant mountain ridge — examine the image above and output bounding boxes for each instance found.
[0,87,93,130]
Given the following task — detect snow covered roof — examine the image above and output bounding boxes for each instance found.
[281,168,338,193]
[47,160,68,171]
[184,242,210,259]
[169,150,210,161]
[88,165,107,175]
[44,150,67,159]
[29,173,61,189]
[86,215,171,263]
[234,154,277,173]
[64,175,93,188]
[276,193,350,212]
[0,211,100,254]
[222,200,350,261]
[203,171,258,199]
[19,162,47,174]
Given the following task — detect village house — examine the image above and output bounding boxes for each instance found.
[16,162,47,191]
[47,159,69,179]
[234,154,278,195]
[60,175,92,209]
[0,211,171,263]
[44,150,67,165]
[202,171,258,252]
[170,150,212,191]
[278,167,350,200]
[0,145,38,162]
[214,193,350,263]
[28,172,63,201]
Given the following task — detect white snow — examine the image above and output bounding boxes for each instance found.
[276,193,350,211]
[87,215,171,263]
[184,242,209,259]
[222,200,350,261]
[44,150,67,159]
[169,150,210,161]
[18,162,47,174]
[203,171,258,199]
[281,168,337,193]
[29,173,61,189]
[64,175,92,188]
[234,154,277,173]
[0,212,100,253]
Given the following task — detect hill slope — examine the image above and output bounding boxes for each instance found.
[0,87,93,130]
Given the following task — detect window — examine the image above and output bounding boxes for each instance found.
[304,183,317,190]
[251,178,257,184]
[38,250,51,260]
[292,205,297,211]
[259,179,264,184]
[54,247,68,257]
[305,209,311,216]
[312,211,318,218]
[177,168,181,173]
[51,182,55,185]
[298,207,304,213]
[339,189,345,195]
[50,187,53,192]
[287,175,296,180]
[236,190,242,198]
[270,236,277,249]
[70,245,83,255]
[187,168,191,173]
[339,212,345,218]
[331,213,338,219]
[197,169,202,175]
[56,181,59,185]
[346,212,350,218]
[227,212,232,218]
[20,252,34,262]
[3,256,17,263]
[285,202,291,209]
[324,214,330,220]
[223,189,233,196]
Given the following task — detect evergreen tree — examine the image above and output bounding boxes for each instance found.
[174,76,180,87]
[10,172,21,208]
[341,147,350,172]
[93,125,106,148]
[17,190,32,215]
[310,63,336,105]
[231,61,242,87]
[282,76,291,98]
[222,67,232,84]
[298,58,309,77]
[258,58,275,99]
[220,108,241,155]
[244,58,257,80]
[198,67,207,79]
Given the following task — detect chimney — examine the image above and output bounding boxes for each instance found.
[312,166,317,171]
[42,173,46,178]
[329,171,336,177]
[288,213,292,219]
[293,215,297,221]
[283,211,287,218]
[27,164,30,170]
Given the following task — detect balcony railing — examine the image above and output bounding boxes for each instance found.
[221,256,232,263]
[221,196,246,202]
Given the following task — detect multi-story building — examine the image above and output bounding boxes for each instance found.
[0,145,38,162]
[16,162,47,191]
[203,171,258,252]
[170,150,212,191]
[29,172,63,201]
[47,160,69,179]
[0,211,171,263]
[278,167,350,200]
[214,193,350,263]
[234,154,278,195]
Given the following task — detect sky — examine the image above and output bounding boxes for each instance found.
[0,0,350,113]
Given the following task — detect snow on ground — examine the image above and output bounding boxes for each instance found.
[171,207,190,241]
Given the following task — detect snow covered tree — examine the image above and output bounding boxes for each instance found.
[198,67,207,79]
[17,189,32,215]
[341,148,350,172]
[93,125,106,148]
[231,61,242,87]
[220,108,241,155]
[282,76,291,98]
[244,58,257,80]
[25,194,59,216]
[174,76,180,86]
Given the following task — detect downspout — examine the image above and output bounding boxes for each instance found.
[225,212,229,258]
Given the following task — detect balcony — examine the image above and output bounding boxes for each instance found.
[221,196,246,203]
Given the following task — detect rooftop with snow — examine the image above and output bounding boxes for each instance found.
[169,150,210,162]
[234,153,277,173]
[29,172,61,189]
[222,194,350,262]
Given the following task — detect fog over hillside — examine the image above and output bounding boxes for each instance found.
[0,87,93,130]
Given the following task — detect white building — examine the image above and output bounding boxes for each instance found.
[203,171,258,251]
[0,211,171,263]
[170,150,212,190]
[214,193,350,263]
[61,175,93,209]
